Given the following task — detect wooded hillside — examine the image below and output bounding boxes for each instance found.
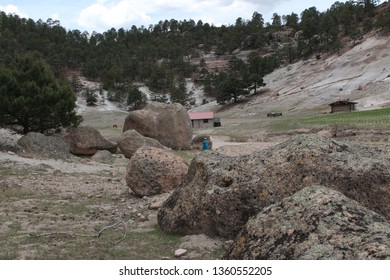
[1,1,389,104]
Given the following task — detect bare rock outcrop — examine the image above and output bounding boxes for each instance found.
[158,134,390,238]
[64,126,117,156]
[224,186,390,260]
[123,102,192,150]
[118,129,166,159]
[126,147,188,197]
[17,132,71,158]
[0,128,22,153]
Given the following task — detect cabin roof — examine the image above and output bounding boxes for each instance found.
[329,100,358,106]
[188,112,214,120]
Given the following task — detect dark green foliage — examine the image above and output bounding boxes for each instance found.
[127,85,147,110]
[283,13,299,29]
[217,75,248,104]
[84,88,97,106]
[0,53,82,133]
[170,76,187,105]
[376,6,390,30]
[0,1,385,102]
[300,7,321,52]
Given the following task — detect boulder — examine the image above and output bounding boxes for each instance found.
[0,128,22,153]
[224,186,390,260]
[17,132,71,158]
[90,150,114,164]
[158,134,390,238]
[126,147,189,197]
[64,126,117,156]
[192,134,213,150]
[123,102,192,150]
[118,129,166,159]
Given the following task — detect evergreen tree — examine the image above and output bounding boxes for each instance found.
[216,75,248,104]
[300,7,321,52]
[0,53,81,133]
[85,88,97,106]
[127,85,147,110]
[376,6,390,30]
[170,75,187,105]
[283,12,299,29]
[272,13,282,30]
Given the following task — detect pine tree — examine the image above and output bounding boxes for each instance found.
[170,76,187,105]
[0,53,82,133]
[127,85,147,110]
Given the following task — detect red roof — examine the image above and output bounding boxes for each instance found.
[188,112,214,120]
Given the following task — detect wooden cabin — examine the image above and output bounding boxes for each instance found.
[329,101,357,113]
[188,112,215,129]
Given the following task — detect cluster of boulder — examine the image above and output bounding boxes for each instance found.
[3,101,389,259]
[3,126,119,159]
[157,134,390,259]
[0,102,193,197]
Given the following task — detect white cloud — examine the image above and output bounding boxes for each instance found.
[76,0,339,32]
[49,12,60,21]
[78,1,153,31]
[0,4,28,18]
[77,0,269,32]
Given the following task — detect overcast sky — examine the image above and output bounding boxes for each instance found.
[0,0,386,33]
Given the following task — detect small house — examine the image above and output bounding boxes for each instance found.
[329,101,358,113]
[188,112,215,129]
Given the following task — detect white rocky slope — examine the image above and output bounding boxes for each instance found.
[74,33,389,116]
[241,34,390,114]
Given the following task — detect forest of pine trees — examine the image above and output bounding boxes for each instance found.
[0,0,389,115]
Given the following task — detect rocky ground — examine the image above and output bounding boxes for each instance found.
[0,129,256,260]
[0,122,286,260]
[0,147,231,259]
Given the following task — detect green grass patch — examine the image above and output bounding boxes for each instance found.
[173,150,196,165]
[11,226,185,260]
[268,108,390,132]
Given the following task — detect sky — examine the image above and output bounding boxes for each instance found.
[0,0,386,33]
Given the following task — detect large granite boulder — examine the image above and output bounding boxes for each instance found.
[64,126,117,156]
[118,129,166,159]
[158,134,390,238]
[123,102,192,150]
[0,128,22,153]
[224,186,390,260]
[17,132,71,158]
[126,147,189,197]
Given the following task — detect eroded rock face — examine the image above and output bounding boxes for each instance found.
[158,134,390,238]
[224,186,390,260]
[64,126,117,156]
[17,132,71,158]
[118,129,166,159]
[126,147,189,197]
[0,128,22,153]
[123,102,192,150]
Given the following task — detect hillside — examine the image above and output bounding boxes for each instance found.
[73,30,390,145]
[184,30,387,140]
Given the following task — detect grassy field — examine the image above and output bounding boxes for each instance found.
[268,108,390,132]
[81,110,129,140]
